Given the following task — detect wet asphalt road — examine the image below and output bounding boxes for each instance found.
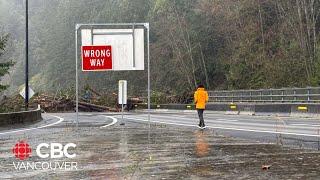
[125,110,320,137]
[124,111,320,148]
[0,111,320,179]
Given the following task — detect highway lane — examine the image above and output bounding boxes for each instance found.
[0,111,319,149]
[1,111,319,139]
[113,111,320,149]
[2,112,320,179]
[120,112,320,137]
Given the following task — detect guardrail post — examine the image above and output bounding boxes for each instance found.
[249,91,252,102]
[270,90,273,102]
[294,89,297,102]
[260,91,262,102]
[215,93,218,102]
[281,90,284,102]
[307,88,310,102]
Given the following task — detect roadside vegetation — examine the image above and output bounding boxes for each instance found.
[0,0,319,107]
[0,34,13,93]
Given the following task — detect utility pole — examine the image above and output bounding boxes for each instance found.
[25,0,29,110]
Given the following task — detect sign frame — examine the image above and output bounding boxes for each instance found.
[75,23,151,126]
[81,28,145,71]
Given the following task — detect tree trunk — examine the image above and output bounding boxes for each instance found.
[258,1,265,55]
[199,43,210,90]
[296,0,311,83]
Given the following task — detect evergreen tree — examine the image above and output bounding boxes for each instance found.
[0,34,13,92]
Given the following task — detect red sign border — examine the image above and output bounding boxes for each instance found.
[81,45,113,72]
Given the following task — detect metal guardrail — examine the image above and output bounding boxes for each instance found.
[208,87,320,103]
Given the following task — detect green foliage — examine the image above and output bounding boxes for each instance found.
[0,0,320,97]
[0,34,13,92]
[151,91,167,104]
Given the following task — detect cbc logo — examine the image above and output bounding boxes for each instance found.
[12,141,76,160]
[37,143,76,159]
[12,141,32,160]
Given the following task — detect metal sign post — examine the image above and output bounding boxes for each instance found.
[75,26,79,126]
[25,0,29,110]
[75,23,151,126]
[147,23,150,127]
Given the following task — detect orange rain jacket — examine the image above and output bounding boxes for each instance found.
[194,87,209,109]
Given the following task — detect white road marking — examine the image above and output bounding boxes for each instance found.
[183,110,196,113]
[138,114,240,122]
[129,115,319,130]
[152,115,239,122]
[289,124,320,127]
[80,113,93,116]
[125,117,196,127]
[136,114,281,123]
[290,124,309,126]
[100,116,118,128]
[0,114,64,135]
[216,119,238,122]
[125,116,320,137]
[155,109,169,112]
[38,115,64,128]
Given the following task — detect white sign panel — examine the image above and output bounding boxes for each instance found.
[118,80,127,104]
[81,29,144,71]
[19,87,35,100]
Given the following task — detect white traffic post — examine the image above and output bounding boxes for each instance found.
[121,81,124,121]
[119,80,127,125]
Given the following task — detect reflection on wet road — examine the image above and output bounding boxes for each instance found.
[195,131,209,157]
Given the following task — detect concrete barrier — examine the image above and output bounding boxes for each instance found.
[144,103,320,117]
[237,104,255,115]
[0,105,42,126]
[254,104,291,116]
[290,104,320,117]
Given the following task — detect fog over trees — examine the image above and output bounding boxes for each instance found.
[0,0,320,96]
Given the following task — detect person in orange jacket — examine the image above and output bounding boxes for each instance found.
[194,84,209,129]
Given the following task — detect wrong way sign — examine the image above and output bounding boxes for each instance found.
[82,45,112,71]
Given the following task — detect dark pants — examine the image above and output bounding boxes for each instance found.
[197,109,205,127]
